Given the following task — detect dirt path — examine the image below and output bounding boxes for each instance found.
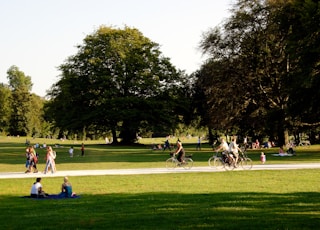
[1,163,320,179]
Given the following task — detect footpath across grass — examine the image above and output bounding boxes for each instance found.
[0,136,320,229]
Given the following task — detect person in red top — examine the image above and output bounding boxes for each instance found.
[81,143,85,156]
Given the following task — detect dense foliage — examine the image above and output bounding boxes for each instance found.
[45,26,188,143]
[194,0,320,145]
[1,0,319,144]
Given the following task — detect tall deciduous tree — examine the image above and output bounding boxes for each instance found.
[46,26,184,143]
[0,83,12,134]
[7,66,33,136]
[196,0,320,145]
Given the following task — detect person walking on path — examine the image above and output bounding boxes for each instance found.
[44,146,56,174]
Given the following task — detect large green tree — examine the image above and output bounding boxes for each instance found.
[0,83,12,134]
[196,0,320,145]
[7,66,33,136]
[46,26,185,143]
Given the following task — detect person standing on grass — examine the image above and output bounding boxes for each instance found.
[163,139,171,151]
[196,136,201,150]
[260,152,266,164]
[69,146,74,157]
[81,143,85,156]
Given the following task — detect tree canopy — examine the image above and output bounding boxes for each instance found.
[195,0,320,145]
[46,26,187,143]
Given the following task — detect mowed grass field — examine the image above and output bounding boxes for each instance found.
[0,136,320,229]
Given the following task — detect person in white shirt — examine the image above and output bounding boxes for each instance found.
[30,178,47,198]
[69,146,74,157]
[229,138,241,166]
[215,138,229,153]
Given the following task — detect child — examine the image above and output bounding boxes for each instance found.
[260,152,266,164]
[69,146,74,157]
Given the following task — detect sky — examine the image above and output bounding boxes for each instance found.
[0,0,233,97]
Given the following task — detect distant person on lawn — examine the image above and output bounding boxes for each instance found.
[81,143,85,156]
[69,146,74,157]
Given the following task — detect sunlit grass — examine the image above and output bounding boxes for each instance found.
[1,136,320,229]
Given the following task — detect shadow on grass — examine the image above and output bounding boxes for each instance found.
[1,192,319,229]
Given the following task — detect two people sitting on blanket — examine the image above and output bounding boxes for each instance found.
[30,177,76,198]
[58,176,76,198]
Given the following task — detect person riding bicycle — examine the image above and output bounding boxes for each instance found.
[229,138,242,166]
[214,138,229,153]
[214,138,230,161]
[174,139,185,163]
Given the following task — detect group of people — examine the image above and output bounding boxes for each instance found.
[30,176,76,198]
[25,146,39,173]
[25,145,56,174]
[24,143,86,173]
[68,143,85,157]
[214,138,242,166]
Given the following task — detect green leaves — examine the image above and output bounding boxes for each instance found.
[47,26,184,143]
[196,0,320,145]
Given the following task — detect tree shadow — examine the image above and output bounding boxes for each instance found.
[1,192,320,229]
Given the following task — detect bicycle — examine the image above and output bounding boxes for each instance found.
[236,151,253,170]
[208,151,253,170]
[208,152,235,171]
[166,153,193,170]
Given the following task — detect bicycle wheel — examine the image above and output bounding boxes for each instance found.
[182,158,193,169]
[241,158,253,170]
[166,158,177,169]
[224,158,235,171]
[213,158,224,170]
[208,156,216,168]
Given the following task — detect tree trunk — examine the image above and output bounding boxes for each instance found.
[82,126,86,141]
[120,120,137,144]
[111,128,118,144]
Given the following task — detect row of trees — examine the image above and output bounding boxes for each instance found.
[0,66,49,137]
[194,0,320,146]
[1,0,319,145]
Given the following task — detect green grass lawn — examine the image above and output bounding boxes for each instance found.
[1,136,320,229]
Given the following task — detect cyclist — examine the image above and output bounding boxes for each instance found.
[229,138,242,166]
[174,139,185,163]
[214,138,229,153]
[214,138,230,161]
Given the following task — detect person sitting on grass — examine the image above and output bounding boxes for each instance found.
[30,178,48,198]
[58,177,76,198]
[279,146,287,156]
